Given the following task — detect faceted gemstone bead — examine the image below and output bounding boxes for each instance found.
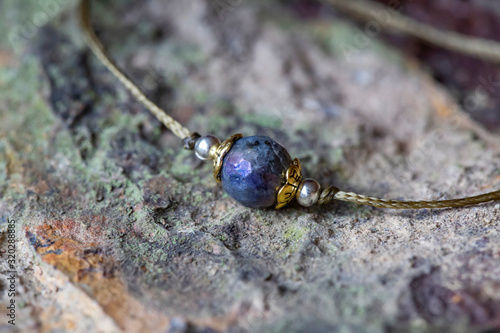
[221,136,292,208]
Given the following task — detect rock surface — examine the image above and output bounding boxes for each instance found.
[0,0,500,332]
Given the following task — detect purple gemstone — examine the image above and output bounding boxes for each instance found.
[221,136,291,208]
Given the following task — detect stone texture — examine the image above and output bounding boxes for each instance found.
[0,0,500,332]
[221,136,291,208]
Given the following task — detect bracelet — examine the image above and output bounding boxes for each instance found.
[79,0,500,210]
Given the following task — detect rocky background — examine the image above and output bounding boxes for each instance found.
[1,0,500,332]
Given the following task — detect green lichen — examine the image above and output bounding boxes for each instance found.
[0,59,55,201]
[0,0,78,52]
[189,190,206,206]
[206,114,236,134]
[282,223,307,257]
[241,113,282,129]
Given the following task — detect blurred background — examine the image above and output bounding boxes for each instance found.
[288,0,500,133]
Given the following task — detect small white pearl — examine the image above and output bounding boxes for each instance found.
[194,135,220,160]
[296,179,321,207]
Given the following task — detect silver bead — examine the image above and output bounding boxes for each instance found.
[296,179,321,207]
[194,135,220,160]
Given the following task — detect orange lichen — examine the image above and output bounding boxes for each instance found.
[26,222,170,332]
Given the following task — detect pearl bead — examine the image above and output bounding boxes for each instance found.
[194,135,220,160]
[296,179,321,207]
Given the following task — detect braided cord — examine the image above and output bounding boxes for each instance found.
[79,0,192,140]
[318,186,500,209]
[325,0,500,64]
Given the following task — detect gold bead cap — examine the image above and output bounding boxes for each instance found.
[213,134,243,183]
[276,158,302,209]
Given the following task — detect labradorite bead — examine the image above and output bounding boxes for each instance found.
[221,136,291,208]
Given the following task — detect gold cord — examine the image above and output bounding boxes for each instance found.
[324,0,500,64]
[78,0,192,140]
[79,0,500,209]
[318,186,500,209]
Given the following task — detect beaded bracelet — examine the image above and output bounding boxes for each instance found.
[79,0,500,210]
